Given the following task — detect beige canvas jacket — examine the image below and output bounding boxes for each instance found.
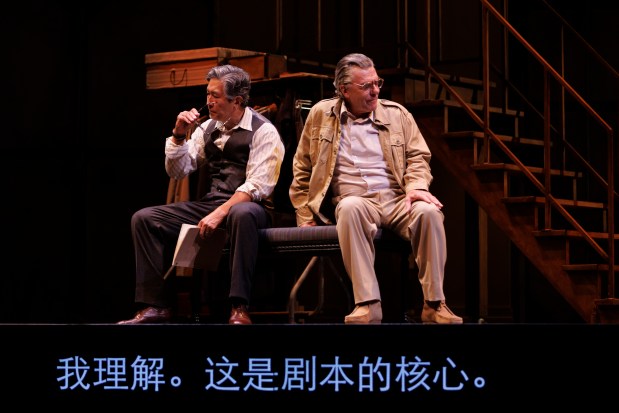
[289,97,434,226]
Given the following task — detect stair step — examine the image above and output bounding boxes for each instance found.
[442,99,523,117]
[473,163,582,178]
[594,298,619,323]
[444,131,544,146]
[595,297,619,305]
[410,98,523,117]
[379,67,494,89]
[502,196,606,209]
[562,264,619,272]
[533,229,618,240]
[471,162,582,178]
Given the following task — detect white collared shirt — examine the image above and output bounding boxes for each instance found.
[331,105,392,198]
[164,106,284,202]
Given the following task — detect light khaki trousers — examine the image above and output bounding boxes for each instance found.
[334,189,447,305]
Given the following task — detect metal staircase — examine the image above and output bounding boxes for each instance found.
[387,0,618,322]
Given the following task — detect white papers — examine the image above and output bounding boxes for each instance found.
[171,224,228,271]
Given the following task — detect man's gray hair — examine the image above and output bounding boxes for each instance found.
[333,53,375,98]
[207,65,251,107]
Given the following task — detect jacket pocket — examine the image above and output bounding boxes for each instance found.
[389,132,405,170]
[310,126,334,165]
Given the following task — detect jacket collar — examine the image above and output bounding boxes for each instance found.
[373,101,391,126]
[329,98,391,127]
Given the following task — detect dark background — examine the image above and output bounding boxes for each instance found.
[2,0,617,323]
[7,323,619,406]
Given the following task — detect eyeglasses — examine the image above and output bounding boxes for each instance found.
[349,78,384,91]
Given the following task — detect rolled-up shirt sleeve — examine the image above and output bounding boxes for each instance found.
[164,121,209,180]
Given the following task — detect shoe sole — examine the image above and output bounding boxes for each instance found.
[344,320,382,324]
[422,320,463,324]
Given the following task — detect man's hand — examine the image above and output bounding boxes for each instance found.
[405,189,443,211]
[197,208,226,238]
[173,107,202,137]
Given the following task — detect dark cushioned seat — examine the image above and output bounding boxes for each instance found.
[258,225,410,254]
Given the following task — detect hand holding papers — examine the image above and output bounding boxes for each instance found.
[164,224,228,279]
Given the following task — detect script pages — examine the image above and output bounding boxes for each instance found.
[167,224,228,277]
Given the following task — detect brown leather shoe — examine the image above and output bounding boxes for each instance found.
[117,306,172,325]
[229,304,252,325]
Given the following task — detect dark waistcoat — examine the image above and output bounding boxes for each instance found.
[197,108,271,208]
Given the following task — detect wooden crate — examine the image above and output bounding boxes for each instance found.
[145,47,287,90]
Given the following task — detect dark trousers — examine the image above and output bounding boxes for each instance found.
[131,198,271,307]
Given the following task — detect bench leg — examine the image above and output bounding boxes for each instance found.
[287,256,357,324]
[325,257,353,312]
[288,256,321,323]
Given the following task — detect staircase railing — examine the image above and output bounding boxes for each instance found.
[407,0,616,298]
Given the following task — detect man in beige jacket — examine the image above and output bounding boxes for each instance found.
[289,53,462,324]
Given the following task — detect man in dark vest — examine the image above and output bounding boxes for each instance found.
[118,65,285,325]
